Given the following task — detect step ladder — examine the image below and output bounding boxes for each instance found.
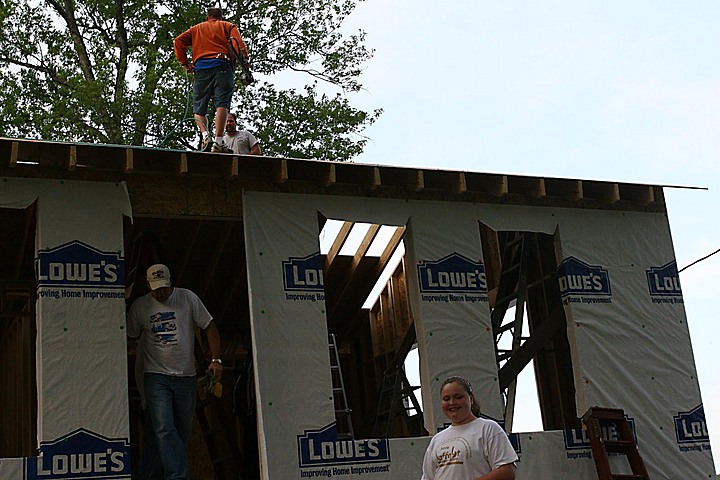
[329,333,354,440]
[372,365,422,438]
[582,407,650,480]
[192,332,243,480]
[195,375,243,480]
[371,327,423,438]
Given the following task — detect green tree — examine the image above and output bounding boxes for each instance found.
[0,0,381,161]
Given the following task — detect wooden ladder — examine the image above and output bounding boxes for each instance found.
[195,380,243,480]
[582,407,650,480]
[193,333,242,479]
[371,328,423,438]
[329,333,354,440]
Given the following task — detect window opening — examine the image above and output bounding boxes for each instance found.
[479,224,579,431]
[318,215,425,439]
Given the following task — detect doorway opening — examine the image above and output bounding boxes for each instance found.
[0,205,38,458]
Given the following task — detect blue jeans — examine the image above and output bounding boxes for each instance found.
[193,64,234,115]
[144,373,197,480]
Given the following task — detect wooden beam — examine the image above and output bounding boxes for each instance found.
[67,145,77,171]
[546,178,583,201]
[230,156,239,177]
[602,183,620,204]
[327,225,406,325]
[479,224,501,308]
[179,153,188,176]
[622,185,655,205]
[327,224,382,319]
[475,174,508,197]
[450,172,467,194]
[411,171,424,192]
[367,166,381,189]
[379,226,406,266]
[124,148,134,174]
[511,177,545,199]
[569,180,583,201]
[276,159,288,183]
[350,224,381,270]
[9,141,19,167]
[325,221,354,269]
[498,307,566,390]
[322,163,336,187]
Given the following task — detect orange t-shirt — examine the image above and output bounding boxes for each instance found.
[174,18,246,66]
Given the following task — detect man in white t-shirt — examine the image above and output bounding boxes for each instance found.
[223,112,261,155]
[127,264,222,479]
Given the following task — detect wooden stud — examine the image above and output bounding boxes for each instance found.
[230,156,239,177]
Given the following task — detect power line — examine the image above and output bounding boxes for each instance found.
[679,248,720,273]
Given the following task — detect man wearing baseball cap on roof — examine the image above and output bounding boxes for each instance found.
[127,263,222,479]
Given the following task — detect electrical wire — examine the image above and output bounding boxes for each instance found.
[678,248,720,273]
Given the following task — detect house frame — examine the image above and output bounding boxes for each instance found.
[0,137,714,479]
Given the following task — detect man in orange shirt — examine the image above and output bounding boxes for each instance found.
[174,7,249,153]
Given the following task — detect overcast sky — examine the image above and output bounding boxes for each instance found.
[334,0,719,471]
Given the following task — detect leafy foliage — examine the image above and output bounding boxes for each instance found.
[0,0,381,160]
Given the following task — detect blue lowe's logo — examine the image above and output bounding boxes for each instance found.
[563,416,636,450]
[25,429,130,479]
[36,241,124,288]
[647,261,682,297]
[297,423,390,468]
[283,252,324,292]
[557,257,611,298]
[674,405,709,444]
[417,253,487,293]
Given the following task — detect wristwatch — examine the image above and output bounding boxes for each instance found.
[211,358,222,365]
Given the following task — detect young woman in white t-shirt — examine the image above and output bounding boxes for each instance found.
[421,376,518,480]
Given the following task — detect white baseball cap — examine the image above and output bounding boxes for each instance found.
[146,264,172,290]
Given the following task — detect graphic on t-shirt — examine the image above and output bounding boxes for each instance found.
[436,436,471,469]
[150,311,178,345]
